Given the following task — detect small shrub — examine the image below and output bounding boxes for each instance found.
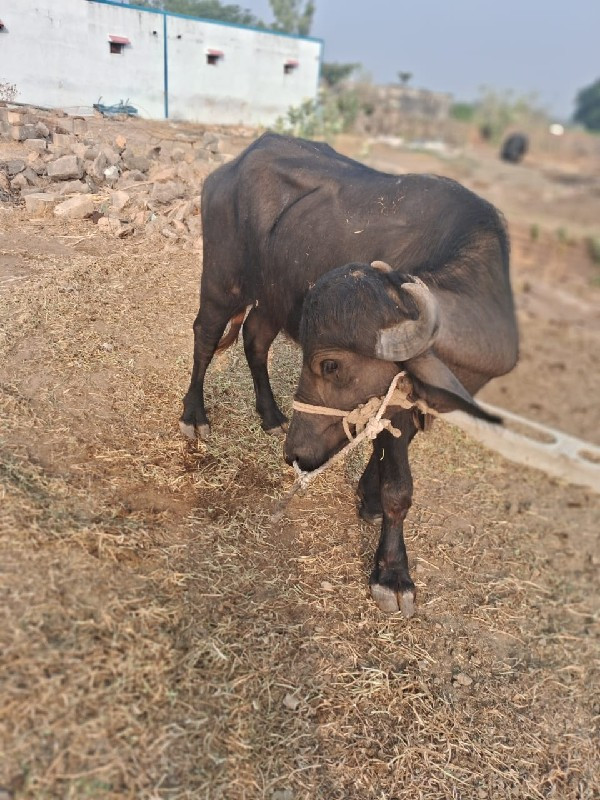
[584,236,600,264]
[529,223,540,242]
[555,227,574,246]
[0,81,18,102]
[450,102,475,122]
[273,87,360,139]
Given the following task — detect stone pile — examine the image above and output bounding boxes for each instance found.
[0,104,236,244]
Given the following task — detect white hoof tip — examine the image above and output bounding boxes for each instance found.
[370,585,416,617]
[370,584,400,613]
[196,423,211,440]
[359,507,383,526]
[179,421,197,440]
[179,421,210,441]
[400,590,416,619]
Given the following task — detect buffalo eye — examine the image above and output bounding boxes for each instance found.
[321,359,339,377]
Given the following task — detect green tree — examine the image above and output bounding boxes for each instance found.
[397,71,412,85]
[268,0,315,35]
[573,78,600,132]
[136,0,265,27]
[321,62,360,88]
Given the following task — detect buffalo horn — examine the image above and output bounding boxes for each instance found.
[371,260,393,272]
[375,276,440,361]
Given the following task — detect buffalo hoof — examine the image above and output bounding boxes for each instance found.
[370,584,416,618]
[179,420,211,440]
[358,502,383,526]
[264,423,287,437]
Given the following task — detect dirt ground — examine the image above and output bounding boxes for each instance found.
[0,116,599,799]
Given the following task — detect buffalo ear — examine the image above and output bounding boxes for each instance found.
[405,351,501,423]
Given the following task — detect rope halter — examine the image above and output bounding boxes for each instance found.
[270,371,438,517]
[292,370,433,442]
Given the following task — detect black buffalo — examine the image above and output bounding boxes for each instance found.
[500,132,529,163]
[181,133,519,616]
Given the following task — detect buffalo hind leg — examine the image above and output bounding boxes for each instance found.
[242,307,287,435]
[357,447,382,525]
[369,413,418,617]
[180,298,244,440]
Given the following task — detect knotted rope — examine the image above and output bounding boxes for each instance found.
[270,371,436,520]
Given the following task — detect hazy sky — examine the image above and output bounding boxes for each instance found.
[246,0,600,120]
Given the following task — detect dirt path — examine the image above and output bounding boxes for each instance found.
[1,124,599,798]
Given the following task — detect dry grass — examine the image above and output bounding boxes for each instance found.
[1,188,599,799]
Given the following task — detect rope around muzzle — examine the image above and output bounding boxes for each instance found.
[270,371,436,520]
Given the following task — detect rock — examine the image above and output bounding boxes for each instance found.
[176,161,195,182]
[52,132,74,150]
[24,139,47,153]
[151,180,185,204]
[0,173,9,192]
[83,145,100,161]
[10,124,37,141]
[55,116,87,136]
[5,159,26,176]
[110,190,130,211]
[100,146,121,167]
[22,167,41,186]
[171,147,186,163]
[24,193,57,215]
[194,147,212,162]
[58,180,90,196]
[151,165,177,182]
[282,693,300,711]
[10,173,29,190]
[47,155,83,181]
[35,121,50,138]
[98,216,133,238]
[73,117,87,136]
[27,153,47,175]
[121,149,151,173]
[7,110,29,125]
[453,672,473,687]
[71,143,87,159]
[117,169,145,188]
[53,194,94,219]
[186,216,202,237]
[202,131,220,151]
[114,134,127,152]
[103,165,120,186]
[86,152,108,181]
[132,210,149,227]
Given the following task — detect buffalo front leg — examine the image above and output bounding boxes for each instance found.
[242,307,287,435]
[369,413,418,617]
[357,447,382,525]
[180,298,244,440]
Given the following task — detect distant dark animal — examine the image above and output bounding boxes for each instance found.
[500,132,528,163]
[181,133,519,615]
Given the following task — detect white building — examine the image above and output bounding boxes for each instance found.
[0,0,323,125]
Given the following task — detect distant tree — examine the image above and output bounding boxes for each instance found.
[136,0,265,27]
[450,102,475,122]
[268,0,315,35]
[573,78,600,132]
[397,71,412,85]
[321,62,360,88]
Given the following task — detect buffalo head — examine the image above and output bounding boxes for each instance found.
[284,261,496,471]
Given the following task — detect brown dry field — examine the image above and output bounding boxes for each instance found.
[1,117,599,799]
